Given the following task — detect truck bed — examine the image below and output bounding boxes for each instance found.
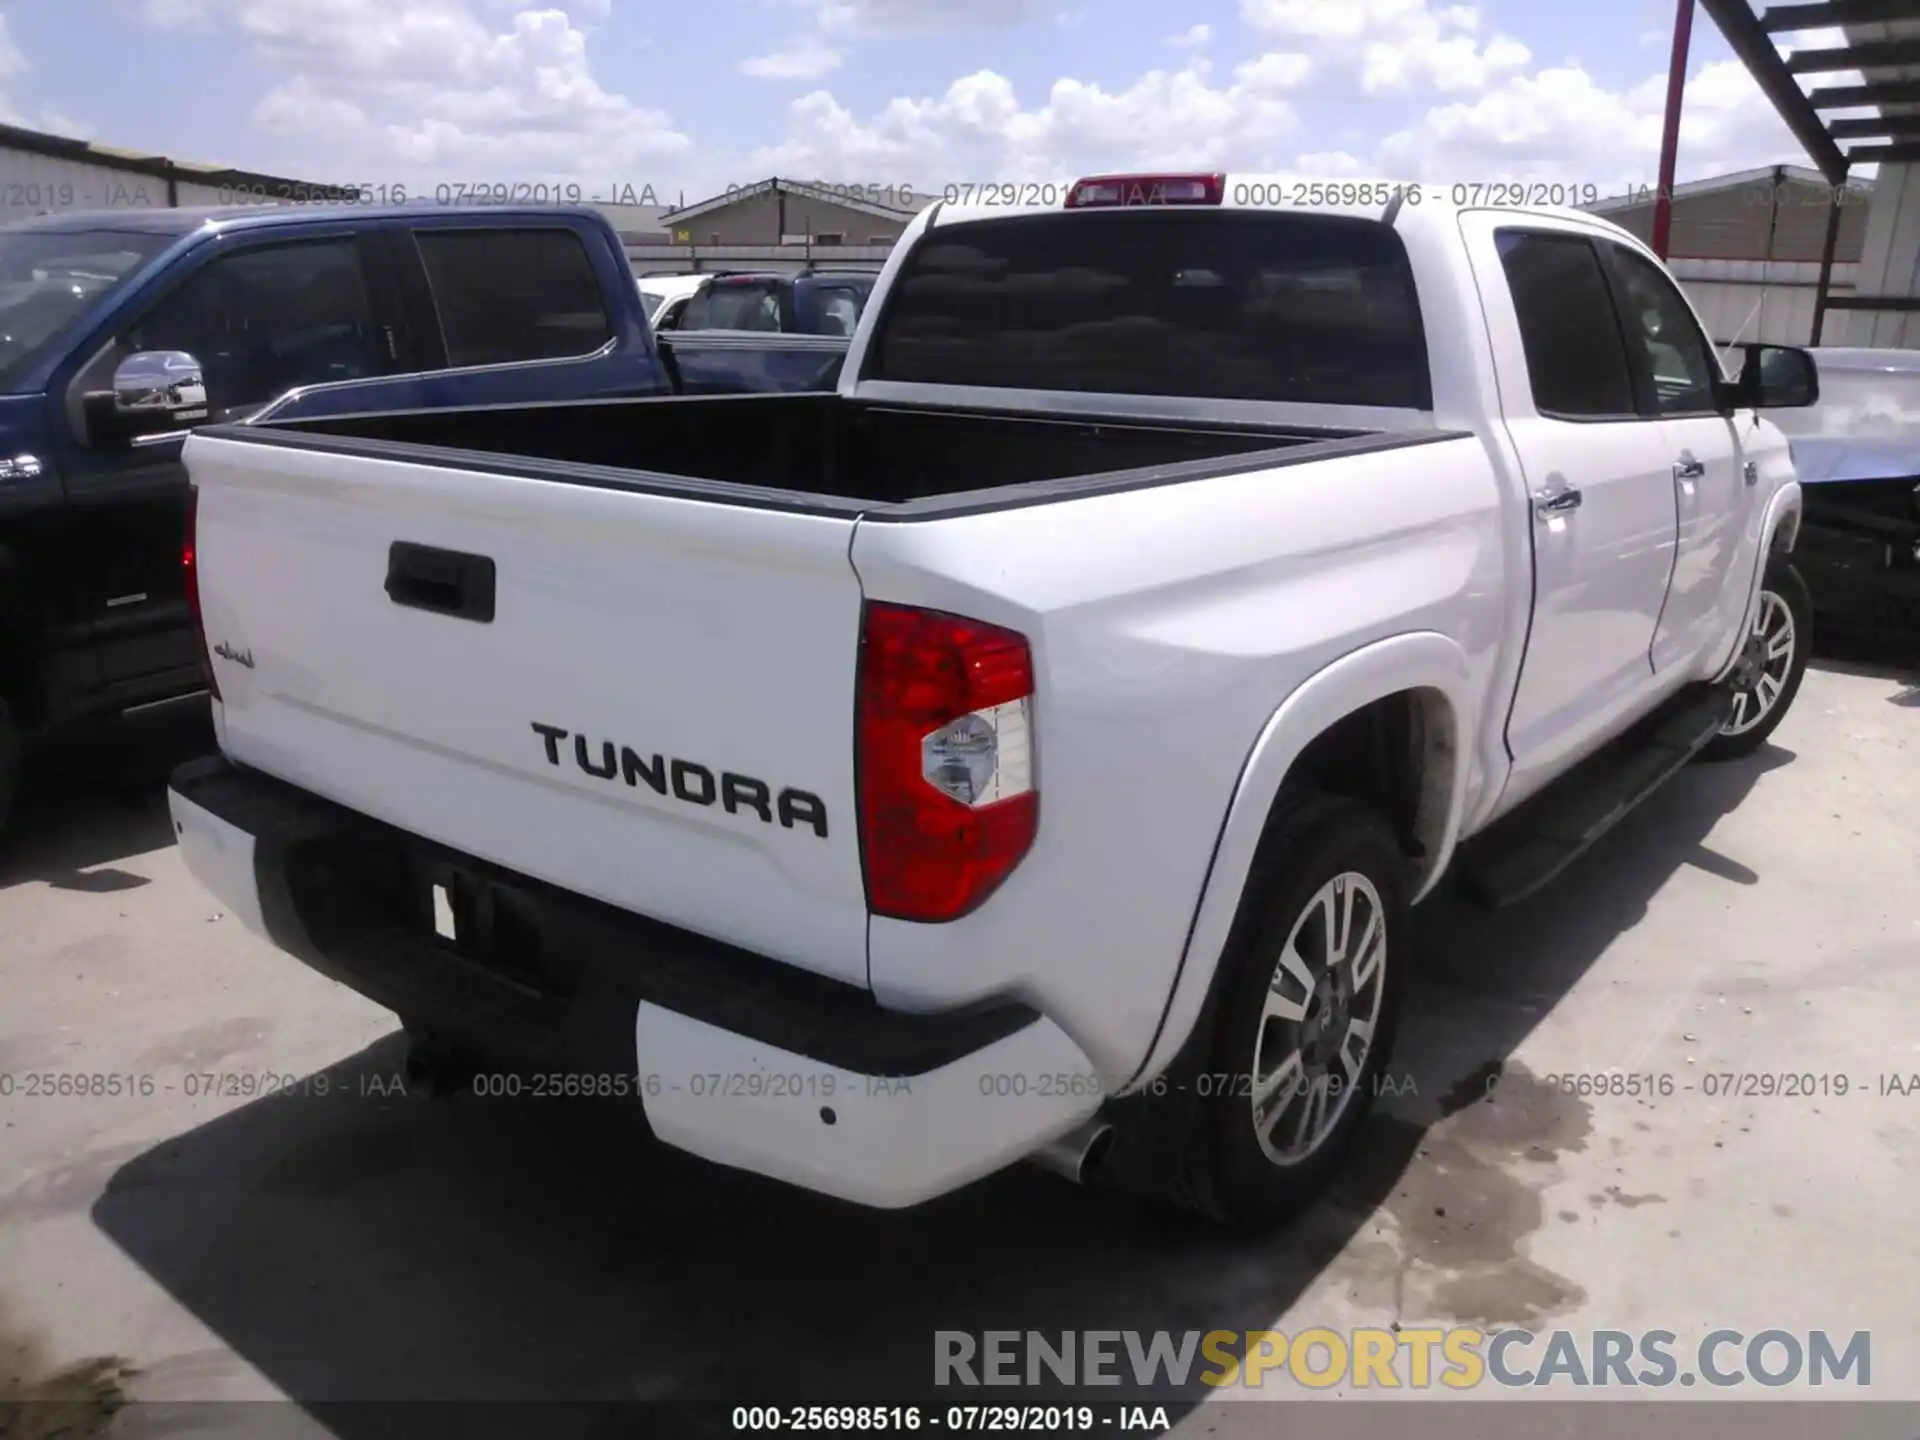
[233,392,1409,512]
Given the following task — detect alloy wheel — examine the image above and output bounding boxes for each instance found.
[1248,871,1388,1166]
[1723,589,1796,738]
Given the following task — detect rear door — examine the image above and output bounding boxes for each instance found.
[186,431,873,987]
[1597,240,1753,675]
[1459,217,1682,807]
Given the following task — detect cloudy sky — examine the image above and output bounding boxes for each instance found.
[0,0,1865,207]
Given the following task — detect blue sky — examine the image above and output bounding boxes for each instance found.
[0,0,1855,206]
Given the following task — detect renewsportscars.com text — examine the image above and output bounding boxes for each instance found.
[934,1327,1871,1390]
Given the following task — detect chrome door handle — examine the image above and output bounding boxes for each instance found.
[1532,485,1582,517]
[1674,454,1706,480]
[1744,460,1759,486]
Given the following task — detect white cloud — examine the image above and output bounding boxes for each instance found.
[1242,0,1528,95]
[749,57,1309,186]
[139,0,689,184]
[140,0,214,25]
[1234,52,1313,89]
[805,0,1055,35]
[1374,57,1805,193]
[1241,0,1428,42]
[38,109,96,140]
[739,17,1817,211]
[116,0,1839,213]
[0,15,25,78]
[1293,149,1369,176]
[741,38,845,78]
[0,17,28,126]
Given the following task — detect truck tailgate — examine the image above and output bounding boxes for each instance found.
[183,431,872,988]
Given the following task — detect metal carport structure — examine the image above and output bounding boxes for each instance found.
[1680,0,1920,344]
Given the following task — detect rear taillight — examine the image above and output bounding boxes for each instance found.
[1066,173,1225,208]
[856,602,1038,922]
[184,486,220,701]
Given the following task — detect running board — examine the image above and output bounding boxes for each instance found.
[1454,683,1733,909]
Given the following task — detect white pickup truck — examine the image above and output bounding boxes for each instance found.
[167,174,1819,1229]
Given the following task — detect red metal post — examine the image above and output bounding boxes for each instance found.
[1652,0,1697,259]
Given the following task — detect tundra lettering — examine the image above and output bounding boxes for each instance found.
[529,722,828,837]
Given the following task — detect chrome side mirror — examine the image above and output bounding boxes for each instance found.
[82,349,210,449]
[113,350,209,425]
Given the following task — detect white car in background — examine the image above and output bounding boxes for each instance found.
[636,273,709,331]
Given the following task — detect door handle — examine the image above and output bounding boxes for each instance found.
[1674,454,1706,480]
[1744,460,1759,486]
[385,541,496,623]
[1532,485,1582,517]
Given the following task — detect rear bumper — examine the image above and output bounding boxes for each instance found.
[166,755,1103,1208]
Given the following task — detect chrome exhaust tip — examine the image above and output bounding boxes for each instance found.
[1028,1119,1115,1185]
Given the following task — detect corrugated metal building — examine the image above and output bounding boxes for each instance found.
[0,120,349,222]
[638,177,927,274]
[1589,164,1875,345]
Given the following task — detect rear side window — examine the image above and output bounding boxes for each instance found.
[867,211,1431,409]
[797,282,869,336]
[413,228,612,367]
[682,281,785,331]
[1495,230,1636,419]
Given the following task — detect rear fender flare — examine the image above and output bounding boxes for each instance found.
[1120,631,1475,1093]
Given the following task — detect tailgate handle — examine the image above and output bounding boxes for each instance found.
[385,542,496,623]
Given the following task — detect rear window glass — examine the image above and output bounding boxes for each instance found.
[796,280,872,336]
[867,211,1431,409]
[682,281,784,331]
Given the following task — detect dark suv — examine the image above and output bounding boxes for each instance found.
[666,269,877,338]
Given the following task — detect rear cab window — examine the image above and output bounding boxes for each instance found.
[412,227,613,367]
[866,210,1432,408]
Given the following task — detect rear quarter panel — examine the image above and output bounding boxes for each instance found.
[852,435,1507,1084]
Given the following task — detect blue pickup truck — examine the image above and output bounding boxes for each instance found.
[0,201,852,834]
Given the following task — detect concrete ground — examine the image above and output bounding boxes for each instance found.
[1,653,1916,1439]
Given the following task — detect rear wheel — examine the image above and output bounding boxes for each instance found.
[1182,791,1410,1229]
[1700,561,1812,762]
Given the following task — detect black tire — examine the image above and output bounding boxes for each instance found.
[1180,789,1411,1230]
[0,696,19,843]
[1700,561,1813,763]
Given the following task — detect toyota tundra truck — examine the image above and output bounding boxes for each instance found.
[165,175,1818,1228]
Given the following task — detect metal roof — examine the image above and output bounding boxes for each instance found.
[1700,0,1920,182]
[0,119,350,195]
[1587,162,1874,259]
[1591,161,1870,205]
[660,177,929,226]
